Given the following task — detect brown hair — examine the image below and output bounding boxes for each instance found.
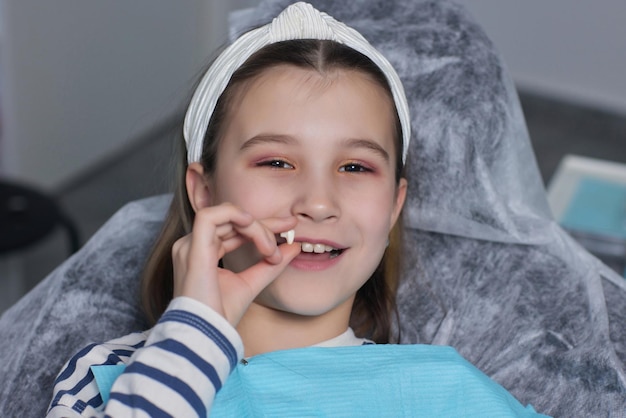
[141,39,406,343]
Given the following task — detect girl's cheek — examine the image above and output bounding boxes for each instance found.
[223,180,293,214]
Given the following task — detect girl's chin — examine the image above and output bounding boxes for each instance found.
[252,299,343,319]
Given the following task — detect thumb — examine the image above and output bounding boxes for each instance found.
[239,242,301,297]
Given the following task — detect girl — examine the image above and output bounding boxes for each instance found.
[48,2,547,417]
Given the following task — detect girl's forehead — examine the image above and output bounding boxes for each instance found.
[251,65,384,94]
[230,65,394,117]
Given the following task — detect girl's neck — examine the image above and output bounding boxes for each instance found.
[236,300,353,357]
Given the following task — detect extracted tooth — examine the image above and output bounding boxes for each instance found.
[313,244,326,253]
[301,242,314,252]
[279,229,295,245]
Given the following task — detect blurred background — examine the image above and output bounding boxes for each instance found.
[1,0,625,313]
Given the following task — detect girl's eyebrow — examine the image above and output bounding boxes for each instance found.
[343,138,390,163]
[240,134,390,163]
[240,134,294,151]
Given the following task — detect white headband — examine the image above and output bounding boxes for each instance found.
[183,1,411,164]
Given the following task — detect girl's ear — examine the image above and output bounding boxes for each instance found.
[390,177,408,227]
[186,162,213,213]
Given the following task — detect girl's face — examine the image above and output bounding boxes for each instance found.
[210,65,406,319]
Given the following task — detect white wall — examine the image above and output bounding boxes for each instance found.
[461,0,626,114]
[0,0,258,190]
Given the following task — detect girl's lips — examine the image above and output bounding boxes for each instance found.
[276,235,347,270]
[288,248,346,271]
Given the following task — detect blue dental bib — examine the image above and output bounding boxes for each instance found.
[92,344,548,417]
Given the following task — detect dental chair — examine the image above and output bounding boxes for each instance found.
[1,1,624,416]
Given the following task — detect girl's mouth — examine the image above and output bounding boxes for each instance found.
[289,244,346,270]
[276,231,346,263]
[299,242,344,259]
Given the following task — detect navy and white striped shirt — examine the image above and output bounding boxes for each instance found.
[47,297,367,417]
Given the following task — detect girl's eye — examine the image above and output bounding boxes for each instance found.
[339,163,372,173]
[257,159,294,169]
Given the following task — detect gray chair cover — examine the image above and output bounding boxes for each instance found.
[1,1,624,416]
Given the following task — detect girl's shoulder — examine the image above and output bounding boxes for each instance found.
[48,330,150,416]
[69,330,150,370]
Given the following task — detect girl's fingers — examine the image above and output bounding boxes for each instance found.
[172,203,301,325]
[192,204,254,243]
[172,234,223,309]
[185,204,298,266]
[240,242,302,292]
[222,242,302,324]
[236,216,297,260]
[214,214,296,239]
[214,220,292,264]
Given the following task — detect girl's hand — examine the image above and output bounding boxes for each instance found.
[171,203,300,326]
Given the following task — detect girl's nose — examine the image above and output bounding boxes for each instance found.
[291,176,340,223]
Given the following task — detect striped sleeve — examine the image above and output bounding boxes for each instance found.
[47,297,244,417]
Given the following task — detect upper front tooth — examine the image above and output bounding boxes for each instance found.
[300,242,337,253]
[313,244,325,253]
